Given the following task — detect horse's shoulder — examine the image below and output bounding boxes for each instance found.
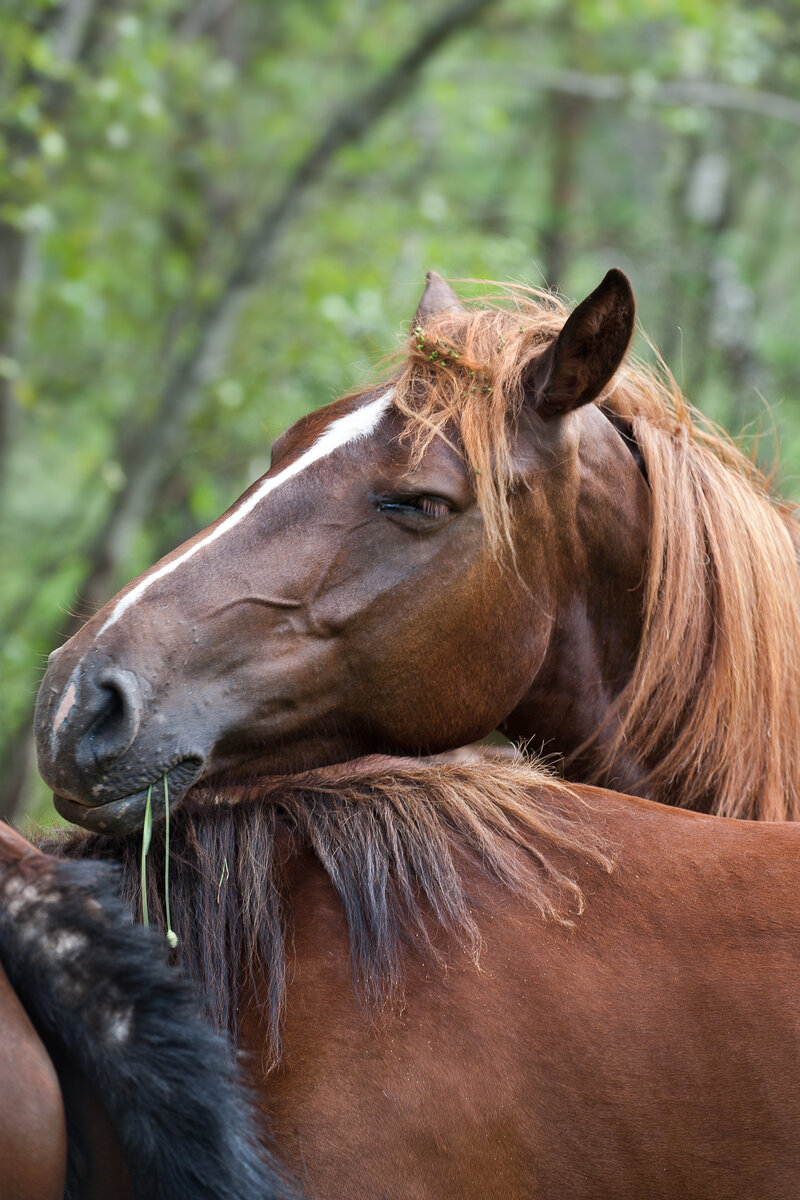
[0,960,66,1200]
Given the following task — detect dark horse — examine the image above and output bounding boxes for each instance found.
[0,821,294,1200]
[46,755,800,1199]
[34,269,800,825]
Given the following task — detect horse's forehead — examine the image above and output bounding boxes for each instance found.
[94,388,395,637]
[272,388,392,468]
[272,388,467,480]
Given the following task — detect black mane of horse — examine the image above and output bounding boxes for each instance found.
[0,837,297,1200]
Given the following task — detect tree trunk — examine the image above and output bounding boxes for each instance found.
[540,91,582,290]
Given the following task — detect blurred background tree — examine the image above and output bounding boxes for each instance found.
[3,0,800,822]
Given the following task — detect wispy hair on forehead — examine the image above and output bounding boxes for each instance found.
[394,284,568,553]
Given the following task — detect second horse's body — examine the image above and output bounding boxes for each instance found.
[52,757,800,1200]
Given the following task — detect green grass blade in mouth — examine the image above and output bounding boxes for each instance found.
[141,784,153,927]
[164,774,178,949]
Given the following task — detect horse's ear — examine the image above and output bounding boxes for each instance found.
[523,269,635,417]
[414,271,463,325]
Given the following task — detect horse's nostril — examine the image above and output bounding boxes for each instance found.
[94,682,124,734]
[79,668,143,767]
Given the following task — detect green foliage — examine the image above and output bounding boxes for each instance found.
[3,0,800,821]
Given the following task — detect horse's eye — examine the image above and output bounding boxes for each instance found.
[410,496,451,519]
[376,494,453,525]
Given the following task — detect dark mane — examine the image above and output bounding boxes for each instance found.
[358,286,800,819]
[43,755,611,1066]
[0,845,295,1199]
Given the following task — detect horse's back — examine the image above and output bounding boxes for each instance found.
[487,792,800,1198]
[0,960,66,1200]
[257,793,800,1199]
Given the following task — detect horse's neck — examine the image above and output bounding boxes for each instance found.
[500,602,650,796]
[501,409,651,795]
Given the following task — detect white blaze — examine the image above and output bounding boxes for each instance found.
[97,389,393,636]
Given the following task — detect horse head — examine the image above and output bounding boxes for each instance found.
[36,269,652,834]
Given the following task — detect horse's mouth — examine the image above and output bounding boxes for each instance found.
[53,758,204,836]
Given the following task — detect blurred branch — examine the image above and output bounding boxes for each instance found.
[177,0,238,40]
[0,0,101,487]
[0,227,31,485]
[513,68,800,128]
[0,724,36,829]
[51,0,97,61]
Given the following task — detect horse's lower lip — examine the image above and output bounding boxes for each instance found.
[53,758,204,836]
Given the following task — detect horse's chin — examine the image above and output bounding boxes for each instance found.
[53,757,203,836]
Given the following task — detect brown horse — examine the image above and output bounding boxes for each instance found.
[33,269,800,826]
[0,821,295,1200]
[47,754,800,1199]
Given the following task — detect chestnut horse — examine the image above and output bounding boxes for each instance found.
[0,821,294,1200]
[47,755,800,1199]
[34,269,800,826]
[28,269,800,1195]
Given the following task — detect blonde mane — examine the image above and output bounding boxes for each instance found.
[381,285,800,820]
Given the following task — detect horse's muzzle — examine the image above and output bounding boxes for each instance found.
[52,758,204,836]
